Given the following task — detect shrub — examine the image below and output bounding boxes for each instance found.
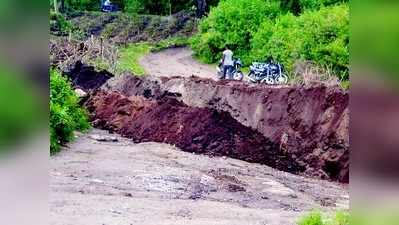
[279,0,348,15]
[64,0,101,11]
[251,13,301,71]
[299,0,347,12]
[50,69,89,154]
[298,210,349,225]
[297,4,349,79]
[192,0,349,80]
[191,0,281,64]
[152,36,190,52]
[50,12,73,35]
[0,66,40,151]
[250,4,349,79]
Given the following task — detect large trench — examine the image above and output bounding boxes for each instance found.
[67,63,349,183]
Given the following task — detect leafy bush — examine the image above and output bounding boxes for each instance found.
[152,36,190,52]
[251,13,300,70]
[279,0,348,15]
[191,0,349,80]
[250,4,349,79]
[50,12,73,35]
[0,66,41,151]
[297,4,349,79]
[123,0,218,15]
[298,0,347,13]
[50,11,85,39]
[298,210,349,225]
[124,0,172,15]
[64,0,101,11]
[191,0,281,64]
[50,69,89,154]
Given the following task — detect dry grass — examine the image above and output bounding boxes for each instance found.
[291,60,341,87]
[50,36,118,73]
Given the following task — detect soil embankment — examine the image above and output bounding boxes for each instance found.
[102,75,349,183]
[85,90,301,173]
[64,61,114,91]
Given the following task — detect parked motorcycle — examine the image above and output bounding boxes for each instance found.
[216,58,244,81]
[248,58,288,85]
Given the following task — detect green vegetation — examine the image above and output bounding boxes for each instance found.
[51,0,220,16]
[50,69,90,154]
[50,11,85,39]
[191,0,349,81]
[151,36,190,52]
[116,43,152,75]
[61,11,196,43]
[191,0,281,64]
[251,4,349,80]
[50,11,73,35]
[0,66,40,151]
[116,37,190,75]
[298,210,349,225]
[280,0,347,15]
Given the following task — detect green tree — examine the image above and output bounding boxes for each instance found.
[250,4,349,79]
[191,0,281,64]
[280,0,301,15]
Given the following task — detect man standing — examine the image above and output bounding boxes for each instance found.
[222,46,234,79]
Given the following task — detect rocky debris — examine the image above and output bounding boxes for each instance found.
[89,134,118,142]
[102,75,349,183]
[84,90,302,174]
[101,73,165,99]
[75,89,87,98]
[64,61,114,91]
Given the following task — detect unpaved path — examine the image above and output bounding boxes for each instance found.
[51,129,348,225]
[140,47,216,79]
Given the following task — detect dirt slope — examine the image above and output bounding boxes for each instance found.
[50,129,348,225]
[102,75,349,182]
[85,90,302,173]
[64,61,114,91]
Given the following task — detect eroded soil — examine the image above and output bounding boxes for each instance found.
[50,129,348,225]
[102,75,349,182]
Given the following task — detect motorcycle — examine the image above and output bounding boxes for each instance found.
[216,58,244,81]
[248,58,288,85]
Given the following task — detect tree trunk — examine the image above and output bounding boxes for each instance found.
[53,0,58,13]
[60,0,65,13]
[195,0,207,18]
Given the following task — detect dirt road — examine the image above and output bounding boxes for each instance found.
[140,47,216,79]
[51,129,348,225]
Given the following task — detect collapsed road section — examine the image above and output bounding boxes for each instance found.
[63,62,349,183]
[84,90,301,174]
[102,75,349,183]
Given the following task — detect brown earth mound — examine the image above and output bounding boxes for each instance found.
[85,90,302,174]
[103,75,349,183]
[64,61,114,91]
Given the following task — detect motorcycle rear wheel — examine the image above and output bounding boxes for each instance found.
[248,72,257,83]
[233,72,244,81]
[275,74,288,84]
[262,76,275,85]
